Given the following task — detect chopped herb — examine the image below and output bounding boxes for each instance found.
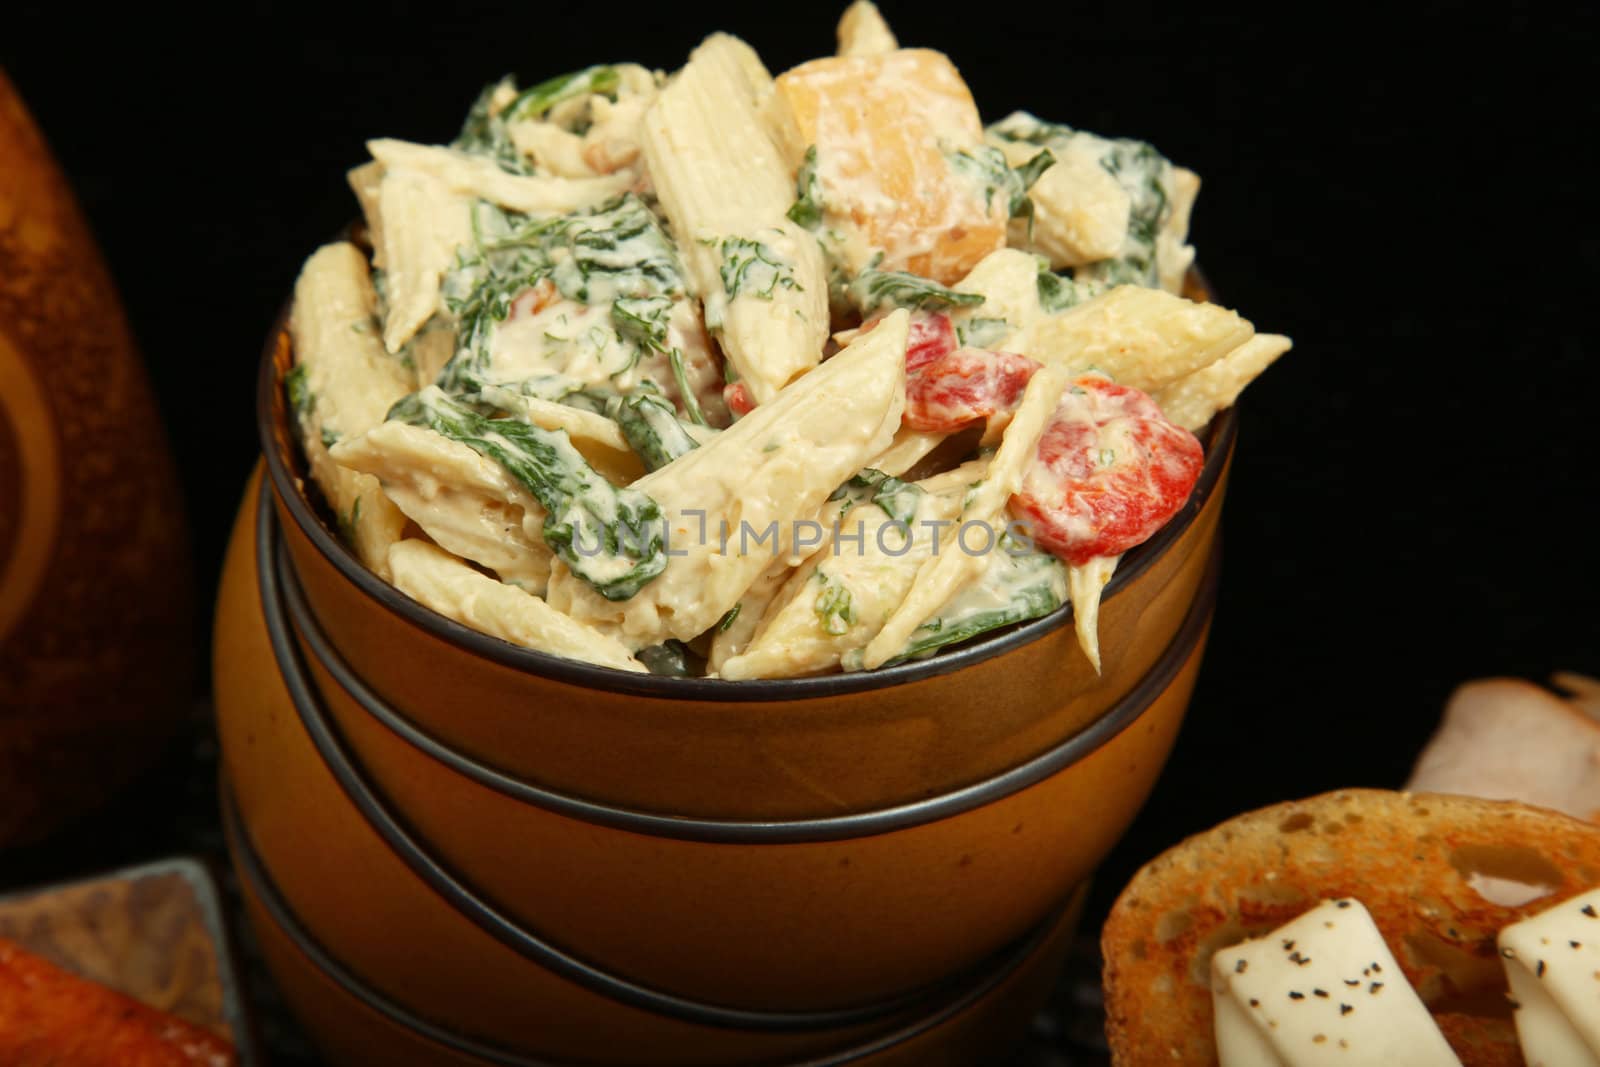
[828,468,923,527]
[668,347,707,426]
[956,316,1010,349]
[505,65,620,123]
[610,391,700,471]
[787,145,825,229]
[321,427,341,449]
[611,294,674,352]
[846,267,984,314]
[717,603,742,633]
[813,571,857,636]
[891,537,1066,663]
[945,144,1050,220]
[1037,264,1100,314]
[389,387,665,600]
[285,364,313,420]
[720,237,800,300]
[453,76,532,174]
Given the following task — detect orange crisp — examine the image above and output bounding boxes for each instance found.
[0,938,236,1067]
[773,48,1007,284]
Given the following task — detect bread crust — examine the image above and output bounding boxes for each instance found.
[1102,789,1600,1066]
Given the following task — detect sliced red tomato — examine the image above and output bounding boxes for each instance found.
[723,380,756,418]
[905,310,958,371]
[1009,376,1204,566]
[905,347,1040,432]
[854,308,957,371]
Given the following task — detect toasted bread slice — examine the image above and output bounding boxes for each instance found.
[1407,678,1600,822]
[1102,789,1600,1066]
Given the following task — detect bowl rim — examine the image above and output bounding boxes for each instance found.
[225,786,1075,1059]
[258,299,1236,702]
[260,477,1219,841]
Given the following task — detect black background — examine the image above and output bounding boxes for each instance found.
[5,0,1597,1018]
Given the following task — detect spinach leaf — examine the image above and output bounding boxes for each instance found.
[610,392,701,471]
[891,537,1066,663]
[786,145,824,229]
[389,386,666,600]
[846,268,984,314]
[829,468,923,528]
[505,66,620,123]
[453,77,533,175]
[719,237,800,300]
[813,570,858,636]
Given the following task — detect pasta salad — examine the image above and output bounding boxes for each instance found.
[283,1,1290,679]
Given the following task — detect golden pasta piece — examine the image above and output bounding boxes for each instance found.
[836,1,898,57]
[288,243,412,578]
[346,160,386,266]
[721,491,963,681]
[374,167,473,354]
[641,35,828,403]
[706,556,797,675]
[1067,554,1119,674]
[333,421,552,592]
[771,48,1004,284]
[388,540,644,672]
[862,364,1069,668]
[993,137,1131,269]
[1156,166,1200,295]
[546,310,909,648]
[508,121,598,178]
[1019,285,1254,394]
[366,139,633,215]
[1153,332,1292,431]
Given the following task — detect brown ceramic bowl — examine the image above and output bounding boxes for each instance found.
[227,787,1089,1067]
[215,269,1231,1055]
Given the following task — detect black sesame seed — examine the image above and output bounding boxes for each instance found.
[1236,959,1248,974]
[1371,962,1382,973]
[1508,996,1522,1010]
[1370,982,1384,994]
[1340,1004,1353,1015]
[1538,960,1547,978]
[1249,998,1260,1007]
[1344,979,1360,986]
[1313,989,1328,998]
[1583,904,1596,918]
[1289,991,1305,1000]
[1573,941,1583,949]
[1336,900,1352,909]
[1283,939,1296,951]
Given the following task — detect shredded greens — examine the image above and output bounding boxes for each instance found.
[389,386,666,600]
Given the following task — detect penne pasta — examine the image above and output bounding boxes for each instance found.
[374,167,474,354]
[836,1,899,57]
[640,35,828,403]
[280,15,1291,679]
[1067,554,1120,673]
[1019,285,1254,394]
[332,421,553,592]
[366,139,633,215]
[287,242,413,578]
[1153,333,1293,432]
[862,364,1070,668]
[545,309,909,647]
[388,539,645,671]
